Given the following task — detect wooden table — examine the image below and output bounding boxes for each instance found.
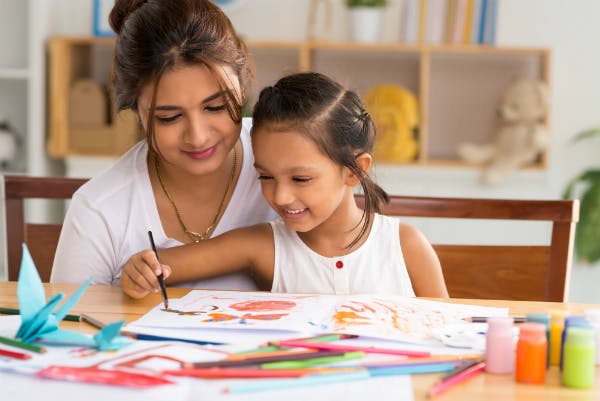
[1,282,598,400]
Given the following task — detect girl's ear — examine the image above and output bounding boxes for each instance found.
[345,153,373,186]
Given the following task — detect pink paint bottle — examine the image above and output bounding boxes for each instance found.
[485,317,515,374]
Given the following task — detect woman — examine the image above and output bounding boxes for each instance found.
[50,0,277,291]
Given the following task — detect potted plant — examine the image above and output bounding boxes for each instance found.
[345,0,389,43]
[562,128,600,264]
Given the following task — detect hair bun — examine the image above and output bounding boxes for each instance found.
[109,0,148,35]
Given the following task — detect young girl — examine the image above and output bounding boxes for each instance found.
[122,72,448,299]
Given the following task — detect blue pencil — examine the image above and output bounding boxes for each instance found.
[224,363,457,394]
[368,363,456,376]
[224,370,371,394]
[121,331,224,346]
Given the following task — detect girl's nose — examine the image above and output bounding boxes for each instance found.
[272,182,295,206]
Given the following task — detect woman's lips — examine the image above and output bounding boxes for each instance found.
[184,146,217,160]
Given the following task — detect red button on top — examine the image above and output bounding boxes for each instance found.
[335,261,344,269]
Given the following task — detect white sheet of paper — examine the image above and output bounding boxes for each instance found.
[127,290,508,344]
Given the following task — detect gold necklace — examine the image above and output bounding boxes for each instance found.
[154,147,237,243]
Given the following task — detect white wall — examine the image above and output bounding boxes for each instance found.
[229,0,600,303]
[16,0,600,302]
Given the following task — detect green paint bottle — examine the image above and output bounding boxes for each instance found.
[562,327,596,388]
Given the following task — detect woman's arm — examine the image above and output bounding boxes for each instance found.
[399,223,449,298]
[51,196,118,285]
[121,223,275,298]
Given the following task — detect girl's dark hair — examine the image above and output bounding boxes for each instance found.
[252,72,389,249]
[109,0,251,151]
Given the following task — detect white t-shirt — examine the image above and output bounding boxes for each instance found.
[51,118,277,289]
[270,214,416,296]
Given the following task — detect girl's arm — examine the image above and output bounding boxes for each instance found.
[121,223,275,298]
[399,223,449,298]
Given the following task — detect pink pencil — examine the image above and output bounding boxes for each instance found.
[427,361,486,397]
[275,339,430,357]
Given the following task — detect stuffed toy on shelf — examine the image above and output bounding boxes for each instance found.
[364,84,419,163]
[457,78,550,185]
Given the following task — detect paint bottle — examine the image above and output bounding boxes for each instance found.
[549,314,564,366]
[515,322,547,384]
[485,317,514,374]
[584,309,600,365]
[562,327,596,388]
[526,313,550,367]
[560,316,590,370]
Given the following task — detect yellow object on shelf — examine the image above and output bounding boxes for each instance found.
[364,84,419,163]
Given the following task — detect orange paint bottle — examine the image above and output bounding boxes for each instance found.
[515,322,547,384]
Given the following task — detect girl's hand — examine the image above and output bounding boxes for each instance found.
[121,249,172,299]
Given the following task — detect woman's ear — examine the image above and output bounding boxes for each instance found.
[345,153,373,186]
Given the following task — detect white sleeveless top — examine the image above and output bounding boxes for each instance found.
[270,214,416,296]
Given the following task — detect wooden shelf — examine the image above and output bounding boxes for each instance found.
[47,36,550,168]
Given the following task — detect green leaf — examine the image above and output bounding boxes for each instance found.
[562,169,600,199]
[570,128,600,144]
[575,183,600,263]
[345,0,388,7]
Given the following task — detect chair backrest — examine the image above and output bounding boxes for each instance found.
[2,175,87,282]
[355,194,579,302]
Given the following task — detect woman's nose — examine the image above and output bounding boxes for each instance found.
[183,114,209,147]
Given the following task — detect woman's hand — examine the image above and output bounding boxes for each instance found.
[121,250,172,299]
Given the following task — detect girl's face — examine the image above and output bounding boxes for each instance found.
[138,64,242,176]
[252,128,353,233]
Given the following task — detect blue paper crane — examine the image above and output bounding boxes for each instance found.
[15,244,131,351]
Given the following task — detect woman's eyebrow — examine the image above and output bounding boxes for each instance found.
[151,91,224,111]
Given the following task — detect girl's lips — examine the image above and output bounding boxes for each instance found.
[281,208,308,220]
[183,146,217,160]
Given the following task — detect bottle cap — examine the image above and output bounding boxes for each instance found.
[564,316,591,329]
[518,322,546,341]
[565,327,595,345]
[526,313,550,326]
[487,316,513,331]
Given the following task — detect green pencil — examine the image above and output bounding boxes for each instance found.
[0,307,80,322]
[0,335,46,353]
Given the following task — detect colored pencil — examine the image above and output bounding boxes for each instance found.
[260,351,364,369]
[464,316,526,323]
[223,370,372,394]
[190,350,348,368]
[223,363,457,394]
[0,335,46,354]
[79,313,106,330]
[235,344,285,355]
[369,363,457,376]
[363,353,483,369]
[0,307,80,322]
[164,367,349,379]
[274,339,430,357]
[120,331,223,346]
[228,348,321,360]
[148,230,169,309]
[427,361,486,397]
[0,347,32,360]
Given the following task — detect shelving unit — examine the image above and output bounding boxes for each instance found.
[47,36,550,169]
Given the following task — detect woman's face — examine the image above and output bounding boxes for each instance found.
[138,64,242,176]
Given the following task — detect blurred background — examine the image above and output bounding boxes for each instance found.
[0,0,599,302]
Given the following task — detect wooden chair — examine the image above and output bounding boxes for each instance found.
[2,175,87,282]
[356,195,579,302]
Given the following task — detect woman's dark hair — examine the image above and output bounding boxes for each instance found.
[109,0,251,151]
[252,72,389,249]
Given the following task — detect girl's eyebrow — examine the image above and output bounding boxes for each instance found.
[151,91,223,111]
[254,162,318,174]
